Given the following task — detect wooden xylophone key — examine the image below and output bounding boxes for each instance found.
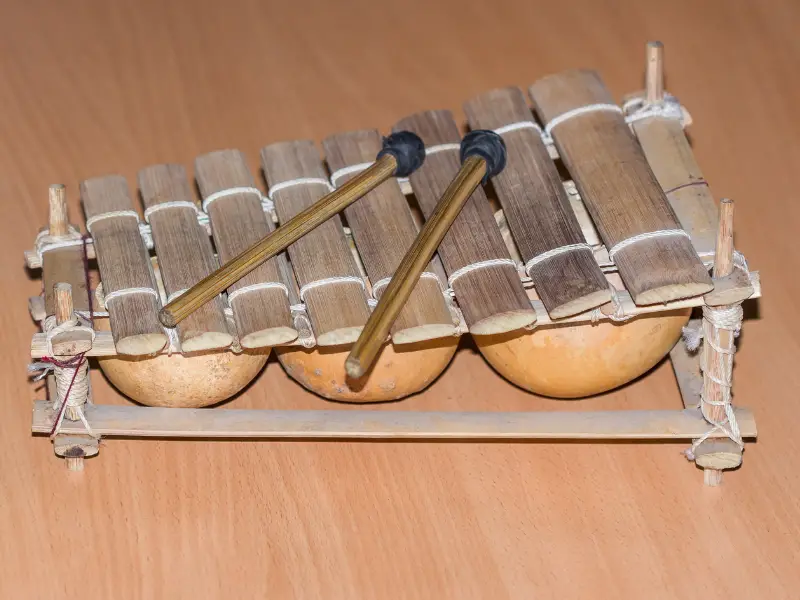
[463,87,612,319]
[80,175,168,355]
[261,140,371,346]
[137,164,233,353]
[392,110,536,334]
[161,134,425,329]
[625,42,718,260]
[322,129,457,344]
[625,42,753,306]
[345,129,509,378]
[194,149,297,349]
[529,70,714,305]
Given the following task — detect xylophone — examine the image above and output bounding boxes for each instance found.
[25,42,760,484]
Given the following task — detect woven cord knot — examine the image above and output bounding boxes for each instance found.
[682,303,746,461]
[622,92,685,126]
[590,283,632,324]
[32,316,97,439]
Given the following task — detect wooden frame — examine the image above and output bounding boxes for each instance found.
[25,189,760,483]
[24,43,760,486]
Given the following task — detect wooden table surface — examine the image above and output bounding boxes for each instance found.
[2,0,799,597]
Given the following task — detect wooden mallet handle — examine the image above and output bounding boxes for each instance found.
[345,130,507,378]
[159,132,426,328]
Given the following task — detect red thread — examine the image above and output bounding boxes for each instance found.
[664,180,708,195]
[47,353,86,437]
[81,234,94,328]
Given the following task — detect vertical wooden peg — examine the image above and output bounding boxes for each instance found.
[54,282,74,327]
[646,41,664,104]
[65,446,85,472]
[49,283,93,356]
[49,184,69,237]
[694,199,743,485]
[53,282,86,421]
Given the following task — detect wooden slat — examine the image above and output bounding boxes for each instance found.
[194,149,296,349]
[261,140,370,346]
[30,269,761,358]
[463,87,611,318]
[322,129,456,343]
[138,164,232,353]
[80,175,167,355]
[43,250,89,316]
[528,70,713,305]
[31,402,757,440]
[627,106,719,259]
[392,110,536,335]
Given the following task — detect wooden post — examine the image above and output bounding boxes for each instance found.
[48,184,69,237]
[693,199,744,485]
[53,283,87,422]
[645,41,664,104]
[50,283,95,470]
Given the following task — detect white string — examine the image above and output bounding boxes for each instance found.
[494,121,543,136]
[43,315,96,357]
[227,281,289,305]
[35,317,96,439]
[447,258,518,289]
[166,288,189,304]
[299,276,366,301]
[202,186,272,213]
[268,177,334,201]
[487,96,687,148]
[50,361,95,439]
[623,93,685,125]
[85,210,140,234]
[544,104,623,137]
[683,304,745,460]
[607,229,691,260]
[589,283,632,324]
[28,227,85,268]
[733,250,750,275]
[102,287,160,308]
[143,201,200,223]
[682,305,744,350]
[330,163,373,188]
[289,304,316,348]
[524,243,592,275]
[425,142,461,156]
[165,324,181,355]
[35,233,85,256]
[138,223,154,249]
[370,271,444,298]
[329,143,461,189]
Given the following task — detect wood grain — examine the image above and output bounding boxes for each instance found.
[394,110,537,334]
[42,185,92,353]
[138,163,232,352]
[463,87,611,318]
[528,70,714,305]
[261,140,371,346]
[194,149,296,348]
[79,175,167,355]
[3,1,799,598]
[31,403,757,440]
[323,129,457,343]
[346,155,487,377]
[632,115,720,258]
